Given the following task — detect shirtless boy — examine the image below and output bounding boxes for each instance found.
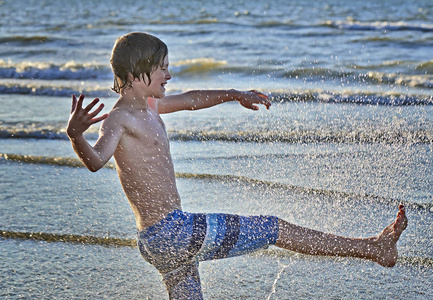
[67,32,407,299]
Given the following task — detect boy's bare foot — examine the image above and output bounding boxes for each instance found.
[371,204,408,267]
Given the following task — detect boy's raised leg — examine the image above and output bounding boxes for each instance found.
[275,204,407,267]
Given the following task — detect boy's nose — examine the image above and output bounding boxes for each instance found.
[166,71,172,80]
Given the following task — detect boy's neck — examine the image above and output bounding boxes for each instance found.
[119,89,150,110]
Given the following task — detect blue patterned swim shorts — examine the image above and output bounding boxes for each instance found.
[137,210,279,299]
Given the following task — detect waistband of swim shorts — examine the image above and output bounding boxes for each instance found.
[137,209,184,238]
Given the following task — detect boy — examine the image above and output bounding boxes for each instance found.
[67,32,407,299]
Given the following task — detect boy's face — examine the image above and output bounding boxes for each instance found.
[145,55,171,99]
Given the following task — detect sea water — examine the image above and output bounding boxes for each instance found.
[1,0,432,299]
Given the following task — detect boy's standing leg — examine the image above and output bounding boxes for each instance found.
[162,262,203,300]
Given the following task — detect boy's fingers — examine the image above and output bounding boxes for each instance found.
[255,97,271,109]
[250,89,269,99]
[242,101,259,111]
[259,97,271,109]
[89,103,105,118]
[249,90,271,109]
[71,95,78,113]
[83,98,100,113]
[76,94,85,111]
[91,114,109,124]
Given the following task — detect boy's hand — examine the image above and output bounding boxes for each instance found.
[67,94,108,139]
[237,90,271,111]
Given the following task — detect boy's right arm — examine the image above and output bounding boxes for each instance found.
[67,95,121,172]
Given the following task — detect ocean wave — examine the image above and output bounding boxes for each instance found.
[168,128,433,144]
[1,122,433,144]
[171,58,228,75]
[143,18,220,26]
[1,75,432,106]
[366,71,433,89]
[0,59,112,80]
[0,153,114,168]
[0,128,69,140]
[0,35,51,44]
[0,80,113,97]
[0,230,136,247]
[0,58,228,81]
[416,60,433,72]
[0,125,99,140]
[323,20,433,32]
[2,58,432,92]
[351,35,433,47]
[351,60,433,71]
[1,153,432,213]
[282,67,350,78]
[283,66,433,89]
[256,20,292,26]
[271,91,433,106]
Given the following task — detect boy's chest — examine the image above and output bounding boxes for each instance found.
[125,112,169,146]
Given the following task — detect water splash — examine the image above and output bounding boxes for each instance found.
[2,152,432,211]
[267,259,290,300]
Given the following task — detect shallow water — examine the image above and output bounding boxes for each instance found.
[1,0,433,298]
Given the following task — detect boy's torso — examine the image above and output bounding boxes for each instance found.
[111,104,181,230]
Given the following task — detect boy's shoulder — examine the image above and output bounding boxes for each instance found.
[107,105,132,120]
[104,101,160,129]
[99,105,135,132]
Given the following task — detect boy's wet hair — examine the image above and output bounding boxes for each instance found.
[110,32,168,94]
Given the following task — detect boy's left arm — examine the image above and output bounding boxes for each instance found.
[157,89,271,114]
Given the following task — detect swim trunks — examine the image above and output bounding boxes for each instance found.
[137,210,279,299]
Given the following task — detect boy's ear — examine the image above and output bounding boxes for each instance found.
[128,72,137,82]
[129,72,150,85]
